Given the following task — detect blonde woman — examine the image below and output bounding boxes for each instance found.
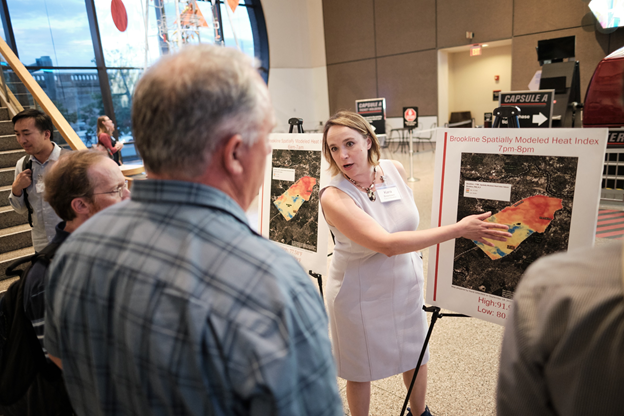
[96,115,123,165]
[319,111,510,416]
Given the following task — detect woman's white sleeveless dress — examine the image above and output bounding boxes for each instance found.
[321,159,429,382]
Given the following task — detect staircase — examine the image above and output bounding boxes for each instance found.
[0,106,33,283]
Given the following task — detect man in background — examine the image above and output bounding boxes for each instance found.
[497,241,624,415]
[0,150,129,415]
[45,44,343,416]
[9,109,63,251]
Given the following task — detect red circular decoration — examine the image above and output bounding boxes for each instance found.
[111,0,128,32]
[404,108,417,122]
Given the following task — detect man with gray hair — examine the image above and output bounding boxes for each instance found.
[45,45,342,416]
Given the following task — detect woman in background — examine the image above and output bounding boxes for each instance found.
[97,115,123,165]
[319,111,510,416]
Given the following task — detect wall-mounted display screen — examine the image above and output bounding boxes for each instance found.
[537,36,575,63]
[590,0,624,29]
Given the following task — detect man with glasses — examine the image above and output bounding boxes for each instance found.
[0,150,129,416]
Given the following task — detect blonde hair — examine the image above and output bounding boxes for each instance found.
[96,116,111,135]
[322,111,381,176]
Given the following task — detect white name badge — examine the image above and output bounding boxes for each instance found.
[377,185,401,203]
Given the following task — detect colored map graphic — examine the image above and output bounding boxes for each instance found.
[474,195,563,260]
[273,176,317,221]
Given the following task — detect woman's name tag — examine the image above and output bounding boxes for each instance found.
[377,185,401,203]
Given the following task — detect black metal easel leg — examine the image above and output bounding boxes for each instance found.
[400,306,470,416]
[308,271,323,298]
[400,306,441,416]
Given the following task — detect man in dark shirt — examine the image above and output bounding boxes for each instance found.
[0,150,129,416]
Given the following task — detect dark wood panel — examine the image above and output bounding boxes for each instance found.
[376,50,438,117]
[437,0,513,49]
[513,0,593,36]
[326,59,378,116]
[610,29,624,54]
[511,27,610,102]
[323,0,376,65]
[374,0,436,57]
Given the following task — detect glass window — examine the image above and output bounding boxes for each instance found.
[220,3,255,58]
[7,0,95,67]
[1,0,268,156]
[107,68,140,138]
[107,68,142,163]
[41,69,102,147]
[94,0,161,68]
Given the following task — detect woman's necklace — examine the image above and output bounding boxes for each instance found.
[345,166,384,202]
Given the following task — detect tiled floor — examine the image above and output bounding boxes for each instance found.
[596,209,624,239]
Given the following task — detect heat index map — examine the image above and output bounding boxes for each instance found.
[453,153,578,299]
[474,195,563,260]
[269,149,321,252]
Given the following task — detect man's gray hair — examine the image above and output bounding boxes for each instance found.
[132,44,270,177]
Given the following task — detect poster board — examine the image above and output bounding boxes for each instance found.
[426,128,608,326]
[259,133,331,279]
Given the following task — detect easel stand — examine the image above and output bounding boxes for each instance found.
[407,128,419,182]
[400,306,469,416]
[309,271,323,297]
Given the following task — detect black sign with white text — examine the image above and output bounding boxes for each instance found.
[499,90,554,128]
[607,129,624,148]
[356,98,386,135]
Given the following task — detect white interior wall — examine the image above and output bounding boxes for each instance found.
[448,45,512,126]
[438,50,450,126]
[262,0,329,133]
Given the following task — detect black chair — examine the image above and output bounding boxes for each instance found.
[448,111,474,128]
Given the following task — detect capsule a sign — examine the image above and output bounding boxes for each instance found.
[498,90,554,128]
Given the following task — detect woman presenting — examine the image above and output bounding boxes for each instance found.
[97,115,123,165]
[319,112,510,416]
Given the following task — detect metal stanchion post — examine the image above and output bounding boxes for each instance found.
[407,128,419,182]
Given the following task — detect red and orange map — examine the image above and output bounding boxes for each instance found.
[474,195,563,260]
[273,176,317,221]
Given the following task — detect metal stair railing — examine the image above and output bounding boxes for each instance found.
[0,36,86,150]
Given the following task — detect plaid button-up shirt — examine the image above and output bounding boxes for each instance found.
[45,179,342,416]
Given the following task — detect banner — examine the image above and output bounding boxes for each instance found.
[426,128,608,325]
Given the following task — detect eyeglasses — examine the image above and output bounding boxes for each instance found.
[91,180,128,199]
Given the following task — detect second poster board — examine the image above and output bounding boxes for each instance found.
[259,133,331,280]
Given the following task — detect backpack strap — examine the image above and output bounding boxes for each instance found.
[21,156,33,228]
[31,241,62,266]
[4,255,35,279]
[3,241,61,279]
